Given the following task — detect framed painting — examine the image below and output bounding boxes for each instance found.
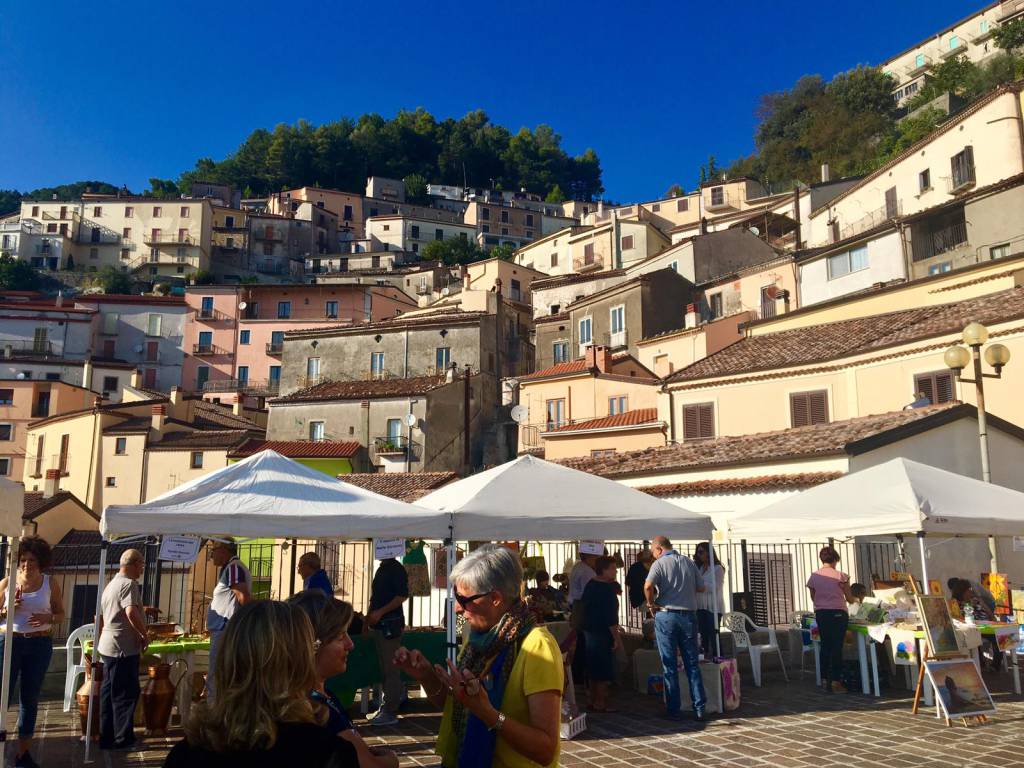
[917,594,964,658]
[924,658,996,719]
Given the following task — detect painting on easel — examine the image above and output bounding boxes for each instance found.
[924,659,996,718]
[917,595,965,658]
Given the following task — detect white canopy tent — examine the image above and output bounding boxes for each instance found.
[0,476,24,768]
[726,457,1024,592]
[419,454,719,655]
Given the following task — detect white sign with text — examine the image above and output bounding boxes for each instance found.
[158,536,202,564]
[579,541,604,556]
[374,538,406,560]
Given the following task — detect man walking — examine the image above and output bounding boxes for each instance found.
[644,536,707,721]
[97,549,148,751]
[297,551,333,596]
[568,551,598,683]
[365,556,408,726]
[206,538,251,700]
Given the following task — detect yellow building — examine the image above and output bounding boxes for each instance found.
[513,219,670,276]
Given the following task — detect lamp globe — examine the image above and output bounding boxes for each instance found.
[962,322,989,347]
[984,343,1011,369]
[944,345,971,371]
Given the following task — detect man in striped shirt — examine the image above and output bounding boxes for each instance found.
[206,538,252,700]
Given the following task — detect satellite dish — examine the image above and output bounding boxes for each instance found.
[510,405,528,424]
[133,344,144,353]
[238,301,248,310]
[748,226,760,236]
[504,379,519,390]
[404,413,417,428]
[15,372,26,380]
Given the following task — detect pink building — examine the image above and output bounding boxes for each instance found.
[0,380,96,480]
[182,284,417,398]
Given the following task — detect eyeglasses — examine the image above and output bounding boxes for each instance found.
[454,590,491,609]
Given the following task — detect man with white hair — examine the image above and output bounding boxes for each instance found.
[97,548,148,751]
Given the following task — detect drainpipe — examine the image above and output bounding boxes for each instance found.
[611,209,621,268]
[897,219,912,281]
[792,185,802,250]
[405,398,416,473]
[463,365,471,473]
[662,384,677,444]
[403,327,409,378]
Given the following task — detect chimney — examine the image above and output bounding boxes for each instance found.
[685,303,699,329]
[169,386,183,412]
[82,358,94,390]
[462,266,470,291]
[585,345,612,373]
[93,395,103,408]
[151,404,166,436]
[821,163,830,183]
[43,469,60,499]
[130,369,142,389]
[232,395,243,417]
[55,290,64,308]
[700,217,708,236]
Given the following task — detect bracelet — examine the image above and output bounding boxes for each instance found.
[488,711,506,732]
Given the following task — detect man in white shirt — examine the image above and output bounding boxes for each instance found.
[206,539,251,700]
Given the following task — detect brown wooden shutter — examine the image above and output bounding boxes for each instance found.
[935,372,954,403]
[914,373,935,404]
[914,371,954,405]
[683,405,699,440]
[790,393,810,428]
[698,403,715,439]
[808,391,829,424]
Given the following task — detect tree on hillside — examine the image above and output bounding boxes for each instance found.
[0,190,21,215]
[665,184,685,197]
[0,255,40,290]
[146,178,181,199]
[491,243,516,262]
[545,184,566,203]
[994,17,1024,52]
[421,237,487,266]
[403,173,429,204]
[96,266,132,294]
[698,155,722,186]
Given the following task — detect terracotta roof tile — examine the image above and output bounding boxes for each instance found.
[191,400,265,430]
[530,269,626,291]
[23,491,94,521]
[543,408,662,435]
[640,472,843,497]
[228,439,361,459]
[520,360,589,381]
[665,287,1024,384]
[558,403,963,479]
[52,529,132,569]
[272,374,450,403]
[340,472,459,501]
[148,429,252,451]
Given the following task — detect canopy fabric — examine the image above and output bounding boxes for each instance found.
[727,458,1024,540]
[418,454,714,541]
[101,450,451,540]
[0,476,23,538]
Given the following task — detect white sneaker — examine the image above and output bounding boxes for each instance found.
[367,710,399,726]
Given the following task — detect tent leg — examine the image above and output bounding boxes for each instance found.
[0,535,20,768]
[710,543,721,659]
[84,541,109,763]
[917,533,929,594]
[445,527,456,664]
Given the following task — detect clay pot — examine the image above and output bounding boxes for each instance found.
[76,658,102,741]
[141,663,176,736]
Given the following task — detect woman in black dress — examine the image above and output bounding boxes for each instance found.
[581,555,622,712]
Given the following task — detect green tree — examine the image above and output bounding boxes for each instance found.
[403,173,429,204]
[994,17,1024,51]
[96,266,133,294]
[191,270,216,285]
[421,237,487,265]
[698,155,721,186]
[665,184,684,198]
[491,243,516,262]
[0,190,22,215]
[544,184,566,203]
[146,178,180,199]
[0,255,40,290]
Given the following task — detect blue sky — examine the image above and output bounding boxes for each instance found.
[0,0,982,202]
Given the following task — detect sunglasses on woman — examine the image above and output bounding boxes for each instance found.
[454,589,492,609]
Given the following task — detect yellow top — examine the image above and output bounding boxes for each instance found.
[436,625,564,768]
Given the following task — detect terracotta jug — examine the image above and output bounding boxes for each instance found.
[141,663,177,736]
[76,658,102,741]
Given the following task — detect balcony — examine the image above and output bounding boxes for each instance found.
[609,328,627,348]
[203,378,279,396]
[2,340,60,358]
[253,229,284,242]
[705,187,740,211]
[572,253,604,273]
[192,343,228,356]
[838,199,903,242]
[415,283,431,295]
[213,225,247,233]
[999,0,1024,21]
[297,375,326,389]
[946,167,976,195]
[373,435,411,456]
[265,342,284,355]
[145,232,195,245]
[195,308,235,324]
[939,38,970,59]
[903,55,933,77]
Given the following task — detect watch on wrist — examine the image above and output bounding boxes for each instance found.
[489,711,507,732]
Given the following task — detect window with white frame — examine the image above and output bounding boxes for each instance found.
[147,314,162,337]
[578,317,592,345]
[0,458,9,476]
[370,351,385,377]
[990,244,1010,261]
[826,245,869,279]
[608,396,627,415]
[552,341,569,364]
[0,424,12,441]
[309,421,325,441]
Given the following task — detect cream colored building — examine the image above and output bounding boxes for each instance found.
[366,215,477,256]
[513,219,669,277]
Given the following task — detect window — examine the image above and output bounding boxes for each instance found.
[990,244,1010,261]
[46,223,56,233]
[59,434,70,474]
[178,228,188,242]
[103,476,117,488]
[981,19,989,33]
[591,449,616,458]
[928,262,952,275]
[239,330,251,345]
[609,396,627,416]
[950,146,975,190]
[325,300,338,317]
[578,317,592,345]
[269,366,281,386]
[435,347,451,371]
[501,210,509,223]
[949,34,960,50]
[198,331,213,351]
[526,214,534,227]
[669,260,678,272]
[677,198,689,213]
[122,227,132,240]
[237,366,249,384]
[827,245,869,279]
[180,206,189,217]
[610,305,625,335]
[31,206,39,217]
[552,341,569,364]
[201,296,214,316]
[551,253,558,267]
[306,357,321,379]
[919,169,931,193]
[196,366,210,390]
[710,187,725,206]
[120,249,129,260]
[0,424,11,441]
[790,390,829,428]
[102,312,119,334]
[682,403,715,441]
[709,293,723,318]
[382,224,390,232]
[370,351,385,377]
[0,389,12,406]
[482,225,490,234]
[103,376,118,392]
[147,313,162,337]
[501,227,509,236]
[411,225,420,239]
[386,418,402,442]
[262,242,273,256]
[884,187,898,219]
[153,206,162,217]
[914,371,954,405]
[89,247,99,260]
[190,452,204,469]
[343,205,353,221]
[0,458,8,477]
[435,229,444,241]
[270,330,284,350]
[915,53,926,68]
[621,235,634,250]
[583,243,595,264]
[481,208,490,221]
[277,301,291,319]
[510,279,522,302]
[545,399,566,430]
[115,437,127,455]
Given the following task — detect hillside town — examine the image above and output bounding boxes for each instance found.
[3,1,1024,765]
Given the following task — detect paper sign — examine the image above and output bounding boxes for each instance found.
[158,536,201,564]
[579,541,604,556]
[374,538,406,560]
[1014,537,1024,552]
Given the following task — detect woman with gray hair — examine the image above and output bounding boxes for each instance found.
[393,544,563,768]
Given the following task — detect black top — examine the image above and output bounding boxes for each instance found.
[625,562,649,609]
[163,722,358,768]
[581,579,619,632]
[311,689,356,735]
[369,558,409,625]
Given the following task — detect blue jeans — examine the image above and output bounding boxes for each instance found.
[654,610,705,715]
[0,635,53,738]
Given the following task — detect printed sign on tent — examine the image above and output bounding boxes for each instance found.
[1014,537,1024,552]
[375,538,406,560]
[579,541,604,556]
[158,535,202,563]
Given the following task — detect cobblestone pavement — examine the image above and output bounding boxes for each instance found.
[18,671,1024,767]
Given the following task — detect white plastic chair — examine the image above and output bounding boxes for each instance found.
[63,623,95,712]
[790,611,817,678]
[722,612,788,687]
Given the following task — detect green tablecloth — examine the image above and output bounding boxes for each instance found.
[85,637,210,656]
[326,630,447,707]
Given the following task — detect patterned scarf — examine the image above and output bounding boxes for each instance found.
[449,599,536,767]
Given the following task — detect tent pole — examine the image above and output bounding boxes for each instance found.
[709,541,721,659]
[917,532,929,595]
[84,540,109,763]
[0,535,20,768]
[445,520,456,664]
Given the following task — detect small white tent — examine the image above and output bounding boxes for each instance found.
[727,457,1024,541]
[102,450,452,540]
[0,476,25,768]
[419,454,714,541]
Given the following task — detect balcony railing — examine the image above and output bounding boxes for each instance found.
[838,199,903,242]
[192,343,228,356]
[913,220,970,262]
[266,342,284,355]
[572,253,604,272]
[145,233,195,245]
[297,375,326,388]
[999,0,1024,21]
[609,328,627,348]
[705,187,741,211]
[202,378,279,396]
[2,340,59,358]
[946,166,977,194]
[195,308,235,324]
[373,435,411,455]
[904,55,933,77]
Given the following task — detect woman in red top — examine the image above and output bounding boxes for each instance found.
[806,546,855,693]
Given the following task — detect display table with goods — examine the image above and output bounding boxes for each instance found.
[630,649,739,713]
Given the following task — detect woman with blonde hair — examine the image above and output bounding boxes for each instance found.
[163,600,358,767]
